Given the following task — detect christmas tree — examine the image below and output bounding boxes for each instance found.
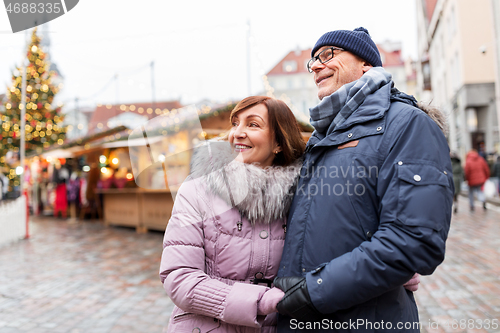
[0,28,66,190]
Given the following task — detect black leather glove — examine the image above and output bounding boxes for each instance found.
[274,276,322,321]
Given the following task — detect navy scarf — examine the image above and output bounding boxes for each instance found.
[309,67,392,135]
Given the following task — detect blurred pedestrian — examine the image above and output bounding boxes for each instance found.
[492,156,500,196]
[52,159,69,218]
[465,149,490,211]
[478,143,487,160]
[451,151,464,213]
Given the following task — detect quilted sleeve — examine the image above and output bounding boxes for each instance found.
[159,179,268,328]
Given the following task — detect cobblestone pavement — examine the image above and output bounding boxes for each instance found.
[0,196,499,333]
[0,217,173,333]
[416,197,500,333]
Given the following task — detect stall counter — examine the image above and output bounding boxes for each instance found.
[96,188,174,233]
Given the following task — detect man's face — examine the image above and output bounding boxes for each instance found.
[310,46,372,100]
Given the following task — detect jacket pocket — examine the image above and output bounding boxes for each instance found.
[168,307,221,333]
[396,163,450,231]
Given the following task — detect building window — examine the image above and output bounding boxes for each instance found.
[283,61,297,73]
[450,6,457,37]
[440,35,445,59]
[422,59,431,91]
[453,51,460,90]
[446,16,453,41]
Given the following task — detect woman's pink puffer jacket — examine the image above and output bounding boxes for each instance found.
[160,143,301,333]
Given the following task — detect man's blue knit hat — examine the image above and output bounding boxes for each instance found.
[311,27,382,67]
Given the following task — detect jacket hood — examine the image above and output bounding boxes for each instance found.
[190,141,302,224]
[466,150,481,161]
[390,87,418,107]
[391,87,448,136]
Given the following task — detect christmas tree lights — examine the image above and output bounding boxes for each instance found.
[0,28,67,191]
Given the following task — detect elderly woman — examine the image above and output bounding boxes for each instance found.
[160,96,305,332]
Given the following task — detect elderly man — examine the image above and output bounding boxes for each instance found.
[274,27,453,332]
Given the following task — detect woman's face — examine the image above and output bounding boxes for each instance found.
[228,104,281,168]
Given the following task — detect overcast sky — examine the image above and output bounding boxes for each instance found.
[0,0,418,110]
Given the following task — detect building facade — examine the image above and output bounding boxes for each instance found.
[265,48,319,118]
[378,41,407,93]
[416,0,499,156]
[491,0,500,154]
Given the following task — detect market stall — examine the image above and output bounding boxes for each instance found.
[96,106,215,232]
[28,102,313,233]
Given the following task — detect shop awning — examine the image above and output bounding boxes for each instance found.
[40,146,85,158]
[99,136,164,149]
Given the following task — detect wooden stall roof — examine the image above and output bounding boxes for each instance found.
[34,100,314,159]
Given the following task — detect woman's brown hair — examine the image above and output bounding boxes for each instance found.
[229,96,306,166]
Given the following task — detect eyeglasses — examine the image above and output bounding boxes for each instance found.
[307,47,344,73]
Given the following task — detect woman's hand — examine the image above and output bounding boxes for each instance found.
[403,273,421,292]
[257,287,285,315]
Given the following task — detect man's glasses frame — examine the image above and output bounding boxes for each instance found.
[307,47,344,73]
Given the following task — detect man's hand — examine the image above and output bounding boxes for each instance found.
[274,277,322,321]
[403,273,421,292]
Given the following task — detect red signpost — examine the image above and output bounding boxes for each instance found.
[24,190,29,239]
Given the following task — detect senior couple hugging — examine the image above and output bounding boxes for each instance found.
[159,27,453,333]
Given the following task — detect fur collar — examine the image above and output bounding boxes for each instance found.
[190,141,302,224]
